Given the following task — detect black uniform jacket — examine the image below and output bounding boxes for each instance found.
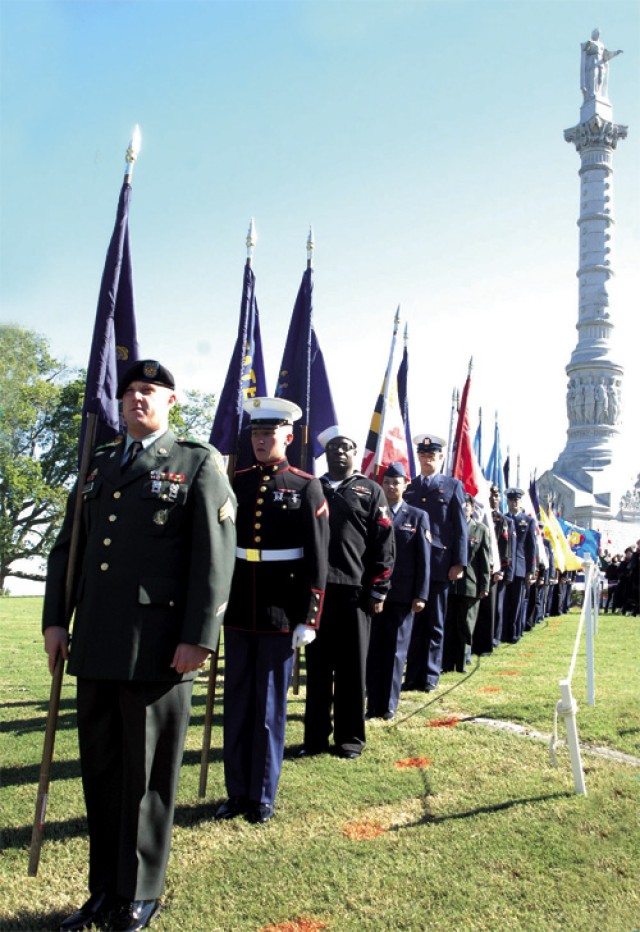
[223,458,329,634]
[319,472,395,595]
[387,502,431,605]
[42,430,237,681]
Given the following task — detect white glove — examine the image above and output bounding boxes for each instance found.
[292,624,316,649]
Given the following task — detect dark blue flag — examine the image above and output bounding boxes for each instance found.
[396,330,415,479]
[80,182,139,459]
[275,267,337,473]
[210,263,267,470]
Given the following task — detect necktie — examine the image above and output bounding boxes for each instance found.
[122,440,143,471]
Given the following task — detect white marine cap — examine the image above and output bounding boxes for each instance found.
[243,396,302,427]
[412,433,447,452]
[317,425,358,449]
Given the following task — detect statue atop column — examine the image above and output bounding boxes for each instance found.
[580,28,622,101]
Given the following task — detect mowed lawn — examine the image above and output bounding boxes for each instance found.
[1,597,638,931]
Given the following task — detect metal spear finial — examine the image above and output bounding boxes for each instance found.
[393,305,400,333]
[403,322,409,345]
[307,225,315,268]
[246,218,256,265]
[468,356,473,376]
[124,125,141,182]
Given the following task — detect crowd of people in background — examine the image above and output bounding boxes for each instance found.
[600,543,640,615]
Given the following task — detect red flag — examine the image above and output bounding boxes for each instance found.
[451,364,481,496]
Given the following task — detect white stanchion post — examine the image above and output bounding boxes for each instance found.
[584,556,596,707]
[558,679,587,795]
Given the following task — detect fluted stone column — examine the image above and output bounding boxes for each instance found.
[540,30,628,525]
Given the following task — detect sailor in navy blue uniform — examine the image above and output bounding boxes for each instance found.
[301,426,395,758]
[403,434,467,691]
[366,462,430,721]
[501,488,537,643]
[216,398,329,824]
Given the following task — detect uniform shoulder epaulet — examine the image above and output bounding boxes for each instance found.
[94,438,122,456]
[176,436,212,450]
[289,465,314,479]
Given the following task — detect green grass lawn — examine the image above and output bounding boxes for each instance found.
[1,598,638,931]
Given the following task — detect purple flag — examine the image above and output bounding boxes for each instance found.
[209,263,267,469]
[275,267,337,473]
[81,182,139,457]
[396,338,415,479]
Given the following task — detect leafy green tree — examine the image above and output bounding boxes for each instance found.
[170,389,217,442]
[0,326,82,591]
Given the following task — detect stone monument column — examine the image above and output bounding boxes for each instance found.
[540,30,628,525]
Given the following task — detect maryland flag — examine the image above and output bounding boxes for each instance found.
[361,308,410,482]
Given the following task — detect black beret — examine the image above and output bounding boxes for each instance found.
[117,360,175,399]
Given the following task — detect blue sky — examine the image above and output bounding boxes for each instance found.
[2,0,639,490]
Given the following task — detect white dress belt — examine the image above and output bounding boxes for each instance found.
[236,547,304,562]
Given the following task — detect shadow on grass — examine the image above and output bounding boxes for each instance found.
[2,756,82,789]
[1,708,77,737]
[0,908,68,931]
[401,791,574,830]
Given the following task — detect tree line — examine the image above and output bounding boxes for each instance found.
[0,325,216,593]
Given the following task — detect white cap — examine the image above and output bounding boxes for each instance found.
[413,433,447,452]
[243,396,302,426]
[317,425,358,448]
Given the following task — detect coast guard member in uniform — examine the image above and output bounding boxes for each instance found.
[403,434,467,691]
[366,462,430,721]
[501,488,537,642]
[300,427,395,759]
[42,360,237,932]
[216,398,329,824]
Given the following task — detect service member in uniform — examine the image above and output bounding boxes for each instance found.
[442,494,491,673]
[216,398,329,824]
[501,488,537,642]
[366,462,430,721]
[473,483,513,653]
[403,434,467,691]
[42,360,237,932]
[300,427,395,759]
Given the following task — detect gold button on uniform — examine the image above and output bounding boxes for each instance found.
[100,563,109,571]
[103,538,112,546]
[254,523,261,530]
[113,491,122,499]
[255,536,262,543]
[257,498,264,505]
[259,486,267,492]
[109,515,117,522]
[255,510,262,517]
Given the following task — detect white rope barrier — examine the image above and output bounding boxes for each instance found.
[549,555,599,795]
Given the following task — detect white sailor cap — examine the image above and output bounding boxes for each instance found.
[243,396,302,427]
[317,425,358,449]
[413,433,447,453]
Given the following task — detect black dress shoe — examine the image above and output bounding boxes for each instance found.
[107,899,161,931]
[296,745,329,758]
[215,796,249,820]
[382,710,395,721]
[246,802,274,824]
[337,748,361,759]
[59,890,114,931]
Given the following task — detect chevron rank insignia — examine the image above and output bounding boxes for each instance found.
[219,497,235,523]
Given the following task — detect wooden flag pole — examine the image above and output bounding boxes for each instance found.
[199,220,256,797]
[28,413,98,875]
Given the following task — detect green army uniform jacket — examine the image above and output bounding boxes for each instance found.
[42,429,237,681]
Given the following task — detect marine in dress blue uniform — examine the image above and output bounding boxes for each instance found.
[217,398,329,824]
[403,434,468,691]
[366,462,430,720]
[501,488,537,643]
[301,426,395,758]
[43,361,237,932]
